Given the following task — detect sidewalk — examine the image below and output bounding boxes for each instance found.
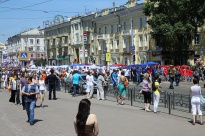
[0,89,204,136]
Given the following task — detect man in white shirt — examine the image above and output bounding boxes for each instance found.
[125,68,130,81]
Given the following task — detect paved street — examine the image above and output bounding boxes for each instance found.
[0,80,205,136]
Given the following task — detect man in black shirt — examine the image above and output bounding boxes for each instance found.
[45,69,58,100]
[132,67,137,83]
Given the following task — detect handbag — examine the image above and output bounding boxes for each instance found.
[200,95,205,105]
[7,86,11,92]
[124,78,129,86]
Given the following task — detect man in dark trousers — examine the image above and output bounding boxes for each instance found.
[45,69,58,100]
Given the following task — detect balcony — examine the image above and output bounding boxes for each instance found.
[97,34,109,40]
[122,29,137,36]
[71,41,83,47]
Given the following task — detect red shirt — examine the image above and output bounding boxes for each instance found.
[163,69,168,76]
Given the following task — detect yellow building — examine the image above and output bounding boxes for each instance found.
[44,0,205,66]
[93,0,150,65]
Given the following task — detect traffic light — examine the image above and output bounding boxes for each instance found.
[133,55,135,61]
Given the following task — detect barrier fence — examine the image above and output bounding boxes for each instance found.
[60,81,205,117]
[105,84,205,115]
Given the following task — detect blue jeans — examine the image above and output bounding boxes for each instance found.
[73,84,79,95]
[56,81,61,91]
[169,77,174,89]
[25,100,35,123]
[175,76,180,86]
[137,74,141,84]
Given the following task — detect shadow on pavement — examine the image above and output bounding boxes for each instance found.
[34,119,43,124]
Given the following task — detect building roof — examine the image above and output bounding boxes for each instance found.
[0,42,5,46]
[20,28,43,35]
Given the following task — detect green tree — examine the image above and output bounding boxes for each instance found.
[36,58,46,66]
[143,0,205,65]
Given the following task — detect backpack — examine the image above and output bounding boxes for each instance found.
[194,71,199,77]
[152,81,157,92]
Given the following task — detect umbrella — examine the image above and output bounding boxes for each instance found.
[144,62,159,66]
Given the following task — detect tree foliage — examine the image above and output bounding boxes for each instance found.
[143,0,205,64]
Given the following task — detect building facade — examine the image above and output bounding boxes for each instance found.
[7,28,45,66]
[43,0,204,66]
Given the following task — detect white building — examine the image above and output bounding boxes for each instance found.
[0,42,7,64]
[7,28,45,66]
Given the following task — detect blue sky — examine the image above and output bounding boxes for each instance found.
[0,0,143,44]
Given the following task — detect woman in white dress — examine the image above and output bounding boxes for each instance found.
[86,71,97,99]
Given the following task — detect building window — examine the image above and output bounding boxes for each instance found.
[111,40,114,49]
[24,38,27,44]
[37,54,40,58]
[75,24,78,30]
[75,33,79,42]
[98,27,101,34]
[29,47,33,51]
[194,34,201,45]
[98,42,101,50]
[25,47,27,50]
[37,46,40,51]
[144,34,148,46]
[30,39,33,45]
[36,39,40,45]
[124,57,128,65]
[123,21,126,30]
[65,37,68,43]
[123,39,127,48]
[139,35,143,47]
[31,54,33,58]
[104,26,107,34]
[138,17,143,29]
[116,24,119,33]
[116,39,119,49]
[92,46,94,52]
[110,25,114,34]
[131,19,134,28]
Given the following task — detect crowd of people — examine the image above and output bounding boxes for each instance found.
[0,64,204,131]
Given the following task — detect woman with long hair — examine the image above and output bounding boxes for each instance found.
[142,73,151,111]
[38,75,46,107]
[74,99,99,136]
[9,74,20,104]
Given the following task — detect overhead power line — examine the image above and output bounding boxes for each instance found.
[0,0,53,12]
[0,0,10,4]
[0,17,54,20]
[0,6,81,13]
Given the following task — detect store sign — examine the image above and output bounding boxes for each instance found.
[79,50,83,58]
[18,51,30,60]
[70,56,74,62]
[106,52,111,62]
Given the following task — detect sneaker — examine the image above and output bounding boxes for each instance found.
[30,122,34,125]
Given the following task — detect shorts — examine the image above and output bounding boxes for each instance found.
[39,90,45,94]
